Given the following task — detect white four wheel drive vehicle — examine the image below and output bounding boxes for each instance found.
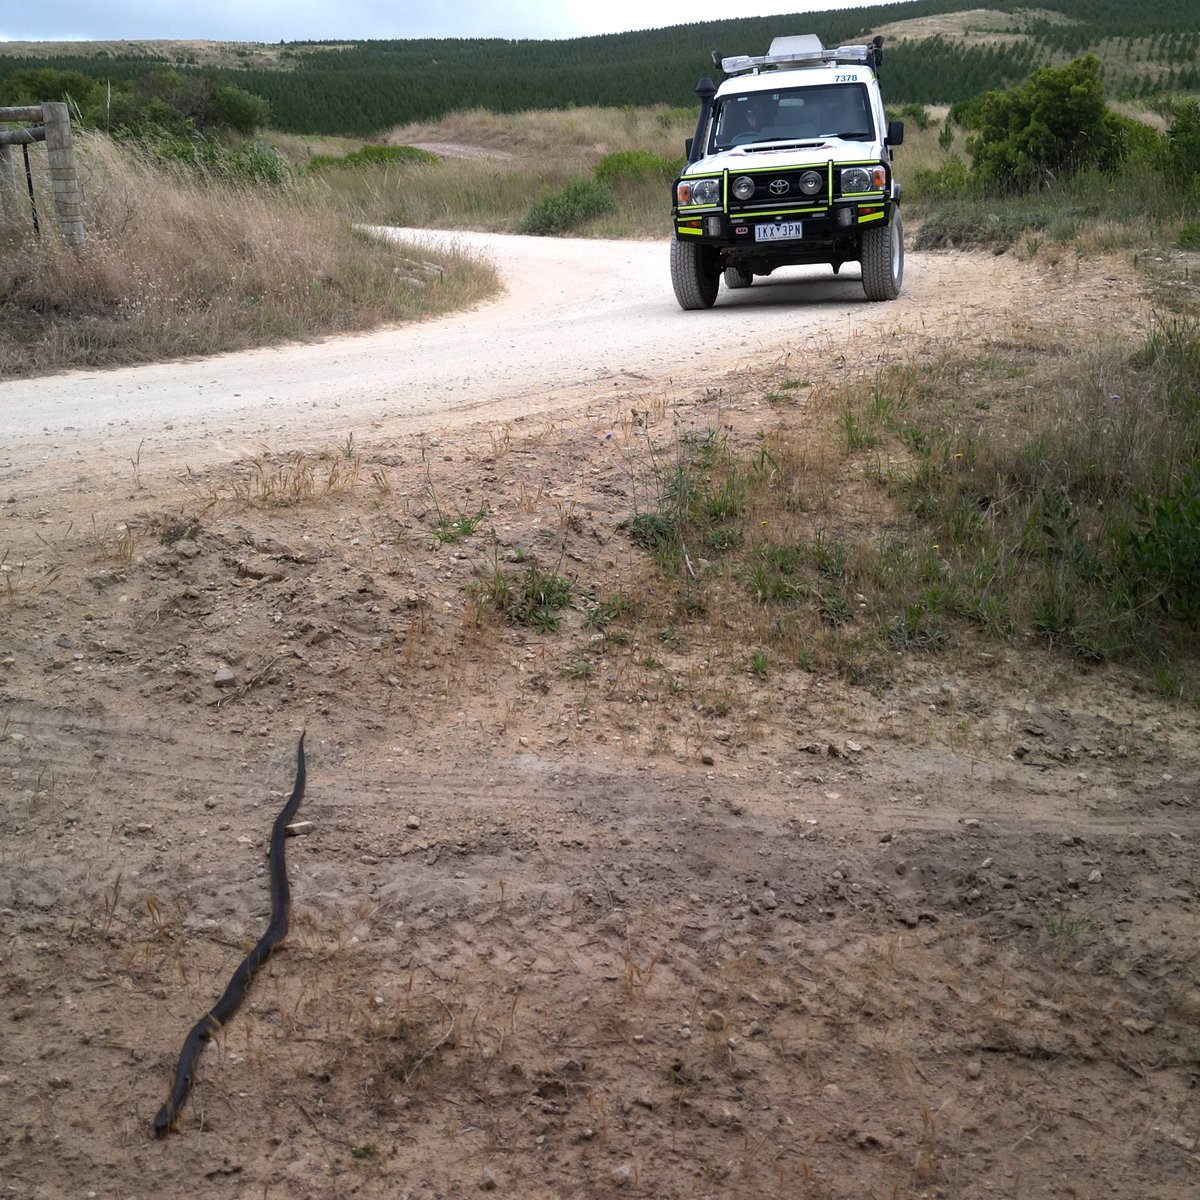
[670,34,905,310]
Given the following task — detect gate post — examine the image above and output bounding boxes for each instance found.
[41,101,85,250]
[0,143,19,223]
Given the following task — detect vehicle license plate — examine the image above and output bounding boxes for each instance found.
[755,221,803,242]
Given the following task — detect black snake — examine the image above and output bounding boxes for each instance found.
[154,733,307,1136]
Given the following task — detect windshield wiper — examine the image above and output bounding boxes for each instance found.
[831,130,872,140]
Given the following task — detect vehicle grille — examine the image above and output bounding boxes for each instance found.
[728,167,829,211]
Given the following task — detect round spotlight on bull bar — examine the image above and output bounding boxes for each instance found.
[799,170,823,196]
[732,176,755,201]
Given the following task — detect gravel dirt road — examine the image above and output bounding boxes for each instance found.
[2,234,1197,1200]
[2,231,1016,491]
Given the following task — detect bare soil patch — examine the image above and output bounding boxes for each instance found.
[405,142,516,162]
[1,246,1198,1200]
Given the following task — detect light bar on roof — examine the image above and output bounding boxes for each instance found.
[720,36,873,77]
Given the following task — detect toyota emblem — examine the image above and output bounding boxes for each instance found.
[769,179,790,195]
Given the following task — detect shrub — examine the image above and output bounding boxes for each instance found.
[517,177,615,236]
[1,67,95,105]
[950,95,986,130]
[1163,100,1200,189]
[208,83,271,136]
[911,156,972,202]
[968,56,1130,190]
[80,70,271,138]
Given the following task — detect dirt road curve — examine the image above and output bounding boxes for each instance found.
[1,230,1016,491]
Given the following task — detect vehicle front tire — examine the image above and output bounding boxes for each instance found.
[671,240,720,310]
[860,208,904,302]
[723,265,753,290]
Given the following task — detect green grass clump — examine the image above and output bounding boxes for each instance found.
[593,150,678,186]
[836,319,1200,664]
[351,144,438,168]
[517,177,615,236]
[474,563,574,631]
[887,102,934,131]
[620,315,1199,687]
[137,133,295,187]
[308,143,439,171]
[433,505,487,544]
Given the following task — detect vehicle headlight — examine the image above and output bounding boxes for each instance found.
[841,166,886,193]
[677,177,721,206]
[799,170,823,196]
[731,176,755,201]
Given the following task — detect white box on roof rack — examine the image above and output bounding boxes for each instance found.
[768,35,824,58]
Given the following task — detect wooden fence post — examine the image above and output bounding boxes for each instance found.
[41,102,86,250]
[0,143,19,223]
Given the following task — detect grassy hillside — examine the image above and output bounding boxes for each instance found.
[2,0,1197,136]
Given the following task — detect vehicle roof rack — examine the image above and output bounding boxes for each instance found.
[720,35,883,77]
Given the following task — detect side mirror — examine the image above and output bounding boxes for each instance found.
[685,136,694,159]
[887,120,905,146]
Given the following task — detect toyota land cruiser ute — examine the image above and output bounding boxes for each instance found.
[670,34,905,309]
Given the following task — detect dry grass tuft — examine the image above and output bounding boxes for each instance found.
[0,133,499,379]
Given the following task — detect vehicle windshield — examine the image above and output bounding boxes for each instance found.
[711,84,874,150]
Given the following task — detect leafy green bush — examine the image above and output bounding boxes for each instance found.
[1163,99,1200,189]
[968,56,1131,190]
[593,150,675,186]
[517,177,615,236]
[4,67,270,141]
[911,156,972,202]
[949,95,986,130]
[1,67,95,105]
[208,83,271,136]
[81,70,271,138]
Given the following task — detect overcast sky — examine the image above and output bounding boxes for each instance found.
[1,1,910,44]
